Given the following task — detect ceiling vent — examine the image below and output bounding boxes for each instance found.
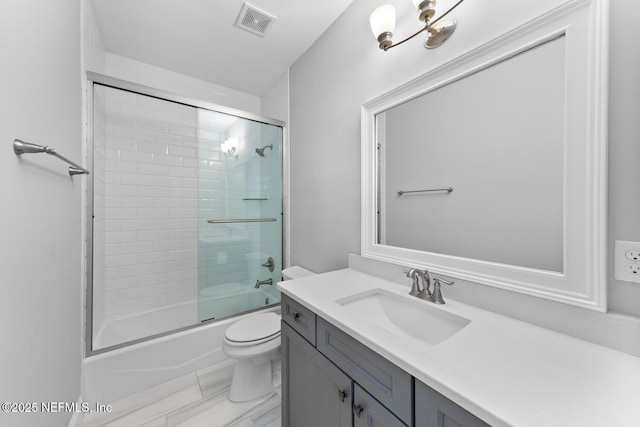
[235,3,277,37]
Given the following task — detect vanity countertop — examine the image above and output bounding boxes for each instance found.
[277,268,640,427]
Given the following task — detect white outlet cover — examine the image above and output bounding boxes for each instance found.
[614,240,640,284]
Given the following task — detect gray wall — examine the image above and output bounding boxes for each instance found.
[0,0,82,426]
[289,0,640,319]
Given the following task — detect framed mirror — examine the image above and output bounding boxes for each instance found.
[361,0,608,311]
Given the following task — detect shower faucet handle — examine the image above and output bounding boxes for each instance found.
[262,256,275,272]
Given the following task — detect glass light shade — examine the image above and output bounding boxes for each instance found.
[369,5,396,38]
[221,137,239,154]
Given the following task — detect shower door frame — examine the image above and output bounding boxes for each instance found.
[85,72,287,357]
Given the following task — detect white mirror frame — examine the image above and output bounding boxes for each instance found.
[362,0,608,312]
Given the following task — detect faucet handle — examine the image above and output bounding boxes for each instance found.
[432,278,454,304]
[438,278,454,286]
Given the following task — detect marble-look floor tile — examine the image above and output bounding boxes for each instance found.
[226,393,281,427]
[172,391,279,427]
[82,357,282,427]
[139,417,169,427]
[166,390,230,427]
[83,372,199,427]
[196,359,236,398]
[105,382,203,427]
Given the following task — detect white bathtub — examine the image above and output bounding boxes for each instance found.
[84,289,280,404]
[94,301,197,350]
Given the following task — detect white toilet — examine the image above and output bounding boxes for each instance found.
[223,266,315,402]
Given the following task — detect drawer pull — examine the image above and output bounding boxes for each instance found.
[291,311,300,320]
[338,389,348,403]
[353,404,364,418]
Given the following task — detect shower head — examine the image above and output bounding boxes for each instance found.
[255,144,273,157]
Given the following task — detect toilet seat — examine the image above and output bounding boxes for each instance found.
[224,312,281,346]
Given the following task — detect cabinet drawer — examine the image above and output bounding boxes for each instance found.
[281,294,317,345]
[317,317,412,425]
[415,380,490,427]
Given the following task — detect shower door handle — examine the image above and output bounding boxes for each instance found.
[207,218,277,224]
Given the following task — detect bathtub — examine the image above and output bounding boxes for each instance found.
[93,301,197,350]
[84,287,280,404]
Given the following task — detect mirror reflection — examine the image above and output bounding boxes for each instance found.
[377,36,565,272]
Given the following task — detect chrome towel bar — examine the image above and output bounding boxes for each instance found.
[13,139,89,176]
[207,218,277,224]
[397,187,453,196]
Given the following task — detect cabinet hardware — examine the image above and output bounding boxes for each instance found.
[353,404,364,418]
[291,311,300,320]
[338,390,348,403]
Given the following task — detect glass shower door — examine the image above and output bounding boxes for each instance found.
[89,79,284,352]
[197,109,283,322]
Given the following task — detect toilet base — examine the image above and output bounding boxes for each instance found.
[228,359,273,402]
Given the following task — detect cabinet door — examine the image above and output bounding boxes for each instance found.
[282,321,352,427]
[353,384,407,427]
[415,380,490,427]
[317,317,412,425]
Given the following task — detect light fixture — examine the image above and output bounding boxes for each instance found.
[221,137,239,157]
[370,0,465,51]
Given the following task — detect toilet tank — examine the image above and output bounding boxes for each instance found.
[282,266,315,280]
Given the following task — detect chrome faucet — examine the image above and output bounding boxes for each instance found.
[404,268,456,304]
[404,268,432,301]
[255,278,273,288]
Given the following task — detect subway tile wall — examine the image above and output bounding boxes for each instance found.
[93,85,200,344]
[92,84,283,347]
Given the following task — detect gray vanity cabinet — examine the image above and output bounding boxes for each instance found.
[316,317,412,425]
[282,293,317,345]
[353,384,407,427]
[415,380,490,427]
[281,294,490,427]
[281,321,352,427]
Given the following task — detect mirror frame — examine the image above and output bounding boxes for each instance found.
[361,0,608,311]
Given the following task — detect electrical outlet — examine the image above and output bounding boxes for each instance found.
[615,240,640,284]
[626,250,640,262]
[626,264,640,275]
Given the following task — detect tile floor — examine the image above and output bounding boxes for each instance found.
[81,358,282,427]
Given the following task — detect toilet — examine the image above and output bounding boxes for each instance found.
[223,266,315,402]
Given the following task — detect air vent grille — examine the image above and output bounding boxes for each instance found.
[235,3,276,37]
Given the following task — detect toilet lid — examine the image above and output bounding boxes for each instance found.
[225,312,281,343]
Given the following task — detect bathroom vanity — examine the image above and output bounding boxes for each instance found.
[281,293,486,426]
[278,269,640,427]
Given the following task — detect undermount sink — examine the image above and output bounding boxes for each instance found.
[336,289,470,345]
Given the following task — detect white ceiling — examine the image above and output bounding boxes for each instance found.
[90,0,355,96]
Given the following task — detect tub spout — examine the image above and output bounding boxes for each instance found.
[255,278,273,288]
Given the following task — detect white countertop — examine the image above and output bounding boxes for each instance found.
[278,268,640,427]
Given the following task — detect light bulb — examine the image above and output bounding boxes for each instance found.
[369,5,396,39]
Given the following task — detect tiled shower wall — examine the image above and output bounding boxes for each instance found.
[92,84,283,345]
[197,113,283,320]
[93,85,200,337]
